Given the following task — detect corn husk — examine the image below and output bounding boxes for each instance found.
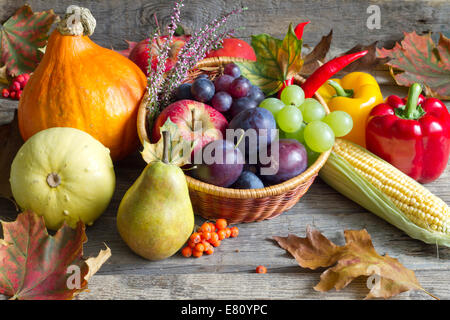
[319,139,450,247]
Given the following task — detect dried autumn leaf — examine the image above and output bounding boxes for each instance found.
[339,41,390,73]
[377,31,450,99]
[141,118,194,166]
[301,30,332,76]
[0,5,58,76]
[301,31,387,76]
[0,115,23,200]
[274,227,436,299]
[117,40,138,57]
[0,65,8,84]
[84,246,112,282]
[236,23,303,95]
[0,211,110,300]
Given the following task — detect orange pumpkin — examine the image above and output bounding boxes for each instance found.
[18,6,147,160]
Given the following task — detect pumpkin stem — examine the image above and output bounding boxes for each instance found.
[47,173,61,188]
[57,5,96,36]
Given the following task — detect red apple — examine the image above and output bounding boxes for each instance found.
[152,100,229,153]
[206,38,256,61]
[128,35,190,76]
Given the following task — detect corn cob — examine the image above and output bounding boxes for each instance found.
[319,138,450,247]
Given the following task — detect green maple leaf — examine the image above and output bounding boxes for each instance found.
[0,5,57,76]
[236,23,303,96]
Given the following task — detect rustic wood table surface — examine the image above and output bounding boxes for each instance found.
[0,0,449,300]
[1,86,449,300]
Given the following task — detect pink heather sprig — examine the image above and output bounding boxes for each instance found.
[180,7,241,61]
[211,29,236,51]
[146,0,183,82]
[145,0,184,124]
[145,30,160,108]
[154,0,184,81]
[159,7,244,107]
[145,0,244,120]
[159,29,232,106]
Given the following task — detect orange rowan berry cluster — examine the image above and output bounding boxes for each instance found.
[181,219,239,258]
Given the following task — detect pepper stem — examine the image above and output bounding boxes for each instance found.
[328,80,354,98]
[405,83,422,119]
[162,131,170,164]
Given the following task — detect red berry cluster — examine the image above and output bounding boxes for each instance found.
[181,219,239,258]
[1,73,30,100]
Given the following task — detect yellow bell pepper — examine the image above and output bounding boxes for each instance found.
[317,72,383,147]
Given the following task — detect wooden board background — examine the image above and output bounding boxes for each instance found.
[0,0,449,300]
[0,0,448,55]
[1,85,449,300]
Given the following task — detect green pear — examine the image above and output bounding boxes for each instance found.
[117,132,194,260]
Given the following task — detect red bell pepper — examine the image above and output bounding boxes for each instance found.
[366,83,450,183]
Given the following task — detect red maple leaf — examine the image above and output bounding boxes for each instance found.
[377,32,450,99]
[0,211,110,300]
[0,5,57,76]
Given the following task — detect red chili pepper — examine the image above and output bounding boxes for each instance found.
[366,83,450,183]
[277,78,294,98]
[278,22,366,99]
[300,50,368,98]
[294,21,310,40]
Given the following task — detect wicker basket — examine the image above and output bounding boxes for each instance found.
[137,56,331,223]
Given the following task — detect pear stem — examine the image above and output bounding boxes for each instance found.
[162,131,170,164]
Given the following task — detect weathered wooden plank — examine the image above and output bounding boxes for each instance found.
[1,74,449,298]
[2,270,446,300]
[0,86,449,300]
[0,0,447,54]
[76,271,449,300]
[0,99,17,126]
